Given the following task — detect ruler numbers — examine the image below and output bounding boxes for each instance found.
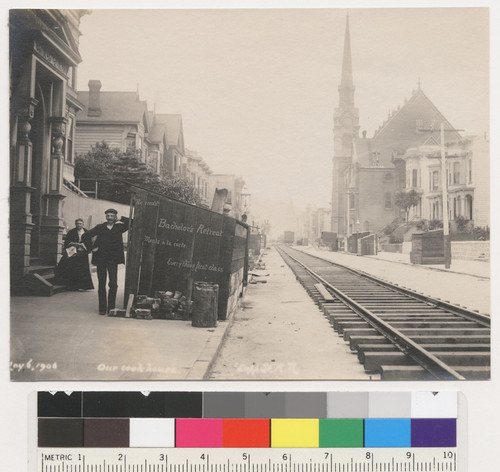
[39,450,457,472]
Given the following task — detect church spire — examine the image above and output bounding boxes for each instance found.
[339,12,355,107]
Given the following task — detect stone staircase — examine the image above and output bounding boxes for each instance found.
[13,259,67,296]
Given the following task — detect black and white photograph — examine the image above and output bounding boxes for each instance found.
[8,6,490,381]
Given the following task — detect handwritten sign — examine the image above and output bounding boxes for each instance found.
[124,187,249,319]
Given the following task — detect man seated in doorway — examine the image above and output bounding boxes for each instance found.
[83,209,130,315]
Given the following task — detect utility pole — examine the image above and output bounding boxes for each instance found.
[440,123,451,269]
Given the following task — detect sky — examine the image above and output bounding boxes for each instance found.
[75,7,488,233]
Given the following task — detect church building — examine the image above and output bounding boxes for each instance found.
[331,14,462,236]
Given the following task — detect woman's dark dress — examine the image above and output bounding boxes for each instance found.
[54,227,94,290]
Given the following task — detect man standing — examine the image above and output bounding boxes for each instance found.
[83,209,130,315]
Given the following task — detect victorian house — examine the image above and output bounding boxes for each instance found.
[75,80,151,160]
[10,9,88,293]
[402,135,489,228]
[153,114,186,178]
[185,149,212,206]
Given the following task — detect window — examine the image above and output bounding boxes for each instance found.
[126,133,136,151]
[416,119,424,132]
[65,116,74,164]
[469,158,472,183]
[453,162,460,185]
[138,137,143,158]
[412,169,418,188]
[432,171,439,191]
[384,192,392,209]
[149,151,160,173]
[349,193,355,209]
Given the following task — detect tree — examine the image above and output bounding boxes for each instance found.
[394,189,420,222]
[156,175,202,206]
[75,141,202,205]
[74,141,116,180]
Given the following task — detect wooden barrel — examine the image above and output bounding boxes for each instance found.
[191,282,219,328]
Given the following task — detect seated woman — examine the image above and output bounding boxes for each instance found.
[54,218,94,291]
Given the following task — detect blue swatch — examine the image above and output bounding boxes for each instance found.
[364,419,411,447]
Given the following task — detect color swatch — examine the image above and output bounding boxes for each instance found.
[37,391,458,448]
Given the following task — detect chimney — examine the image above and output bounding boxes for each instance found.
[87,80,102,117]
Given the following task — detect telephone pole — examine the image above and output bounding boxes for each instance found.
[440,123,451,269]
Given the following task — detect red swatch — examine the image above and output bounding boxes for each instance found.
[223,419,270,447]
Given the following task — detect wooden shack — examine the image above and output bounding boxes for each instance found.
[124,187,249,320]
[410,230,449,265]
[347,232,370,254]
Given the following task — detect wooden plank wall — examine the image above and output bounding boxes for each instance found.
[124,187,248,320]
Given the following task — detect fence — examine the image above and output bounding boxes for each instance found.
[124,187,249,320]
[61,187,129,242]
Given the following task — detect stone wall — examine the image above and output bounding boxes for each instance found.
[451,241,489,261]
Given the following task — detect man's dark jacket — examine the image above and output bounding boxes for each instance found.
[82,217,130,265]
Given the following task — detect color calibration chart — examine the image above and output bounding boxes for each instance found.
[35,391,464,472]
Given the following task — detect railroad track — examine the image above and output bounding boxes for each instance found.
[276,245,490,380]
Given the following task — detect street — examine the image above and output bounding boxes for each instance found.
[208,248,375,380]
[209,246,490,379]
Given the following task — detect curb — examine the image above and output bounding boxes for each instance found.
[303,247,489,280]
[363,254,490,280]
[184,303,238,380]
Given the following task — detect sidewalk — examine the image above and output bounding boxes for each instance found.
[301,247,490,315]
[367,250,489,279]
[10,266,233,381]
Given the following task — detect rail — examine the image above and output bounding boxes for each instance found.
[277,245,485,380]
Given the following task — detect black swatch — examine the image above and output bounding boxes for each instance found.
[164,392,203,417]
[83,392,166,417]
[38,392,82,417]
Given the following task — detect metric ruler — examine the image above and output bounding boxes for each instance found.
[37,448,460,472]
[32,392,466,472]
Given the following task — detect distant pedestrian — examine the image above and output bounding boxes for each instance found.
[54,218,94,291]
[82,209,129,315]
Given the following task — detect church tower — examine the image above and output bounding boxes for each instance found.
[331,13,360,235]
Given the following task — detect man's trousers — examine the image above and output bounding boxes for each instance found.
[96,262,118,313]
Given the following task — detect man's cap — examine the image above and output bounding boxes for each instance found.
[105,208,118,215]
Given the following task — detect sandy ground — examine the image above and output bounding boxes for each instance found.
[208,247,376,380]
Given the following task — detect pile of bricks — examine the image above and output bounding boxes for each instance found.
[108,291,191,320]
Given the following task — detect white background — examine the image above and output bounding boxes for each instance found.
[1,1,498,471]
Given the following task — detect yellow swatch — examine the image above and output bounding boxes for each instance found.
[271,419,319,447]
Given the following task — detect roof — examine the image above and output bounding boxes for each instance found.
[373,88,461,144]
[154,114,183,148]
[148,123,166,143]
[354,88,462,168]
[76,91,148,124]
[147,111,155,129]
